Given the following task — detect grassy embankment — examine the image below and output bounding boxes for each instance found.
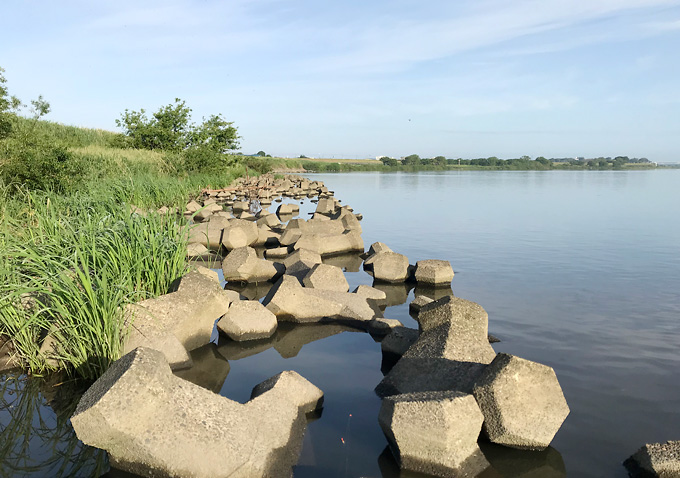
[0,118,257,379]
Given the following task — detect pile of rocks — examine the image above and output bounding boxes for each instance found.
[68,174,578,478]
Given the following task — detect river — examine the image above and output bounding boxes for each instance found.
[2,169,679,477]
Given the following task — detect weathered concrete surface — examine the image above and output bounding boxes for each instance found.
[315,198,338,216]
[71,347,323,478]
[409,295,434,315]
[263,275,381,325]
[222,247,282,283]
[221,220,258,249]
[173,344,230,393]
[353,284,388,309]
[293,230,364,256]
[264,246,291,259]
[254,225,281,247]
[186,242,209,258]
[624,441,680,478]
[123,268,232,362]
[367,318,405,336]
[381,327,419,360]
[188,222,223,251]
[217,300,278,341]
[302,263,349,292]
[414,259,455,286]
[122,304,193,370]
[283,248,323,281]
[276,203,300,216]
[379,391,490,478]
[473,353,570,451]
[370,252,411,283]
[377,296,496,397]
[251,370,324,413]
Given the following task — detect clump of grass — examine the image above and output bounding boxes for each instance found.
[0,190,190,379]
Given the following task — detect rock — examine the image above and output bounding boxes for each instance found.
[256,213,281,228]
[409,295,433,315]
[473,353,570,450]
[294,230,364,256]
[122,304,192,370]
[379,391,490,478]
[279,228,302,246]
[263,275,380,325]
[222,247,282,283]
[624,441,680,478]
[253,226,281,247]
[185,200,201,213]
[188,222,223,251]
[264,246,291,259]
[123,268,232,357]
[0,335,19,372]
[231,200,249,212]
[414,259,454,286]
[371,252,411,282]
[377,296,496,397]
[315,198,338,216]
[250,370,324,413]
[488,334,501,343]
[302,263,349,292]
[283,248,323,280]
[367,318,404,335]
[71,347,323,478]
[277,204,299,216]
[220,226,250,249]
[337,208,362,232]
[217,300,278,341]
[414,284,454,302]
[381,327,419,359]
[187,242,209,258]
[173,344,231,393]
[367,241,392,257]
[194,203,222,221]
[353,284,388,308]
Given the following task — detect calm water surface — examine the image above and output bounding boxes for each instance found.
[1,170,679,477]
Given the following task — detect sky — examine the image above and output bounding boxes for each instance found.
[2,0,680,161]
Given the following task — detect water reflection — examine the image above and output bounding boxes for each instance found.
[217,323,364,362]
[0,373,108,478]
[413,284,454,301]
[479,441,566,477]
[173,344,230,393]
[224,281,274,301]
[322,252,364,272]
[372,281,415,307]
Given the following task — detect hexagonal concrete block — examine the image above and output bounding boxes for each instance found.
[302,263,349,292]
[379,391,490,478]
[473,353,570,450]
[372,252,410,283]
[414,259,454,286]
[217,300,277,341]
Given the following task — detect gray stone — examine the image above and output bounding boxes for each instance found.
[379,391,490,478]
[222,246,281,283]
[186,242,209,258]
[624,441,680,478]
[371,252,411,283]
[220,226,251,249]
[381,327,419,358]
[194,203,222,221]
[250,370,324,413]
[353,284,388,308]
[185,200,201,213]
[263,275,381,325]
[256,213,281,228]
[473,353,570,451]
[217,300,278,341]
[293,230,364,256]
[264,246,291,259]
[277,204,299,216]
[188,222,223,251]
[283,248,323,281]
[315,198,338,215]
[367,318,404,335]
[409,295,433,315]
[377,296,496,397]
[253,226,281,247]
[302,263,349,292]
[123,268,232,358]
[71,347,322,478]
[414,259,455,286]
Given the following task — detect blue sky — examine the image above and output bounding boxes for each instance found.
[2,0,679,161]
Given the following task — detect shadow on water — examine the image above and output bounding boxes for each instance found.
[0,372,108,478]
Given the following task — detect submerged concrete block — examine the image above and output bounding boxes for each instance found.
[379,391,490,478]
[473,353,570,451]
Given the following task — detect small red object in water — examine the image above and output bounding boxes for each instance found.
[340,437,345,444]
